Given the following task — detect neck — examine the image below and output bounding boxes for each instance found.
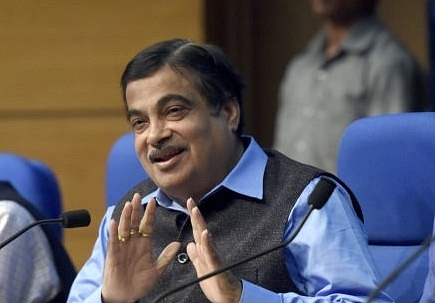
[323,21,350,58]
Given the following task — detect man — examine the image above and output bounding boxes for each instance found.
[67,38,392,302]
[274,0,428,173]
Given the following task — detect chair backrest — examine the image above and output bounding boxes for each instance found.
[337,112,435,303]
[0,153,63,239]
[105,132,149,207]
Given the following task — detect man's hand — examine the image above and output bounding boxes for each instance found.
[102,194,181,303]
[186,198,242,303]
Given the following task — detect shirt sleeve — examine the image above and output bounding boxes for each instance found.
[67,206,114,303]
[0,201,60,303]
[238,176,394,303]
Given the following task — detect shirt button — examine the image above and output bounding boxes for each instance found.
[177,252,189,264]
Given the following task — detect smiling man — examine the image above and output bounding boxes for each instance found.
[125,64,243,205]
[67,39,393,303]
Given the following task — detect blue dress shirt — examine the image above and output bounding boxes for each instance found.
[67,137,393,302]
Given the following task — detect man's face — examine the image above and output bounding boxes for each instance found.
[310,0,375,21]
[125,66,240,204]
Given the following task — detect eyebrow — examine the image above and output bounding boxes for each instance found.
[126,93,195,120]
[159,94,195,107]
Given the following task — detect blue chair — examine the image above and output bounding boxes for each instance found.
[337,112,435,303]
[0,153,63,239]
[105,132,149,207]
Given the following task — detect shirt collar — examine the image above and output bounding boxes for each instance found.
[342,14,381,54]
[141,135,267,210]
[308,14,381,57]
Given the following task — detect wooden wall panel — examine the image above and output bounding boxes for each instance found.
[0,0,204,111]
[378,0,429,68]
[0,0,204,268]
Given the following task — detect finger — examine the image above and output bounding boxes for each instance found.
[155,241,181,274]
[186,197,195,213]
[192,206,207,231]
[187,197,200,245]
[186,242,198,261]
[188,198,207,245]
[187,230,220,272]
[191,208,203,246]
[200,229,218,263]
[107,219,120,255]
[118,201,133,239]
[130,193,142,230]
[139,197,156,236]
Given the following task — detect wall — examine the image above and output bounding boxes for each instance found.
[379,0,429,68]
[0,0,204,269]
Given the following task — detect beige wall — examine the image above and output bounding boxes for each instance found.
[0,0,204,268]
[378,0,429,68]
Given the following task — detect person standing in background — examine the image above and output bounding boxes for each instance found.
[274,0,429,173]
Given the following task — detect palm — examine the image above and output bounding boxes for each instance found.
[102,195,180,303]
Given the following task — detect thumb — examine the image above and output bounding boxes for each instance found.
[156,241,181,274]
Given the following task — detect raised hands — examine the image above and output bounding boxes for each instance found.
[101,195,241,303]
[101,194,180,303]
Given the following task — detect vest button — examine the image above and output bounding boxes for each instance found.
[177,252,189,264]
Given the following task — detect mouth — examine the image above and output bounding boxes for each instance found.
[148,146,185,163]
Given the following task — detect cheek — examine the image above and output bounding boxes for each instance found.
[185,126,217,163]
[189,126,230,163]
[134,135,149,163]
[179,117,215,145]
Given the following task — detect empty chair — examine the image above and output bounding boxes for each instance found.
[105,132,148,207]
[337,112,435,303]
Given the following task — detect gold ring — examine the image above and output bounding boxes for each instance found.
[139,230,152,238]
[118,235,130,242]
[130,228,140,235]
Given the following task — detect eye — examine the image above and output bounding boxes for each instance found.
[130,117,149,133]
[165,105,189,120]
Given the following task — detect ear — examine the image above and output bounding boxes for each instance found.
[222,98,240,132]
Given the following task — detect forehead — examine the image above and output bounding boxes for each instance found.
[125,66,205,110]
[128,65,194,91]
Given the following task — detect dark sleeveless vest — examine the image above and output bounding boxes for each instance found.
[0,181,77,303]
[112,149,363,302]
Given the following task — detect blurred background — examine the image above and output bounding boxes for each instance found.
[0,0,430,268]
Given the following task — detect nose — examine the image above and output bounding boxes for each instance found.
[146,119,171,147]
